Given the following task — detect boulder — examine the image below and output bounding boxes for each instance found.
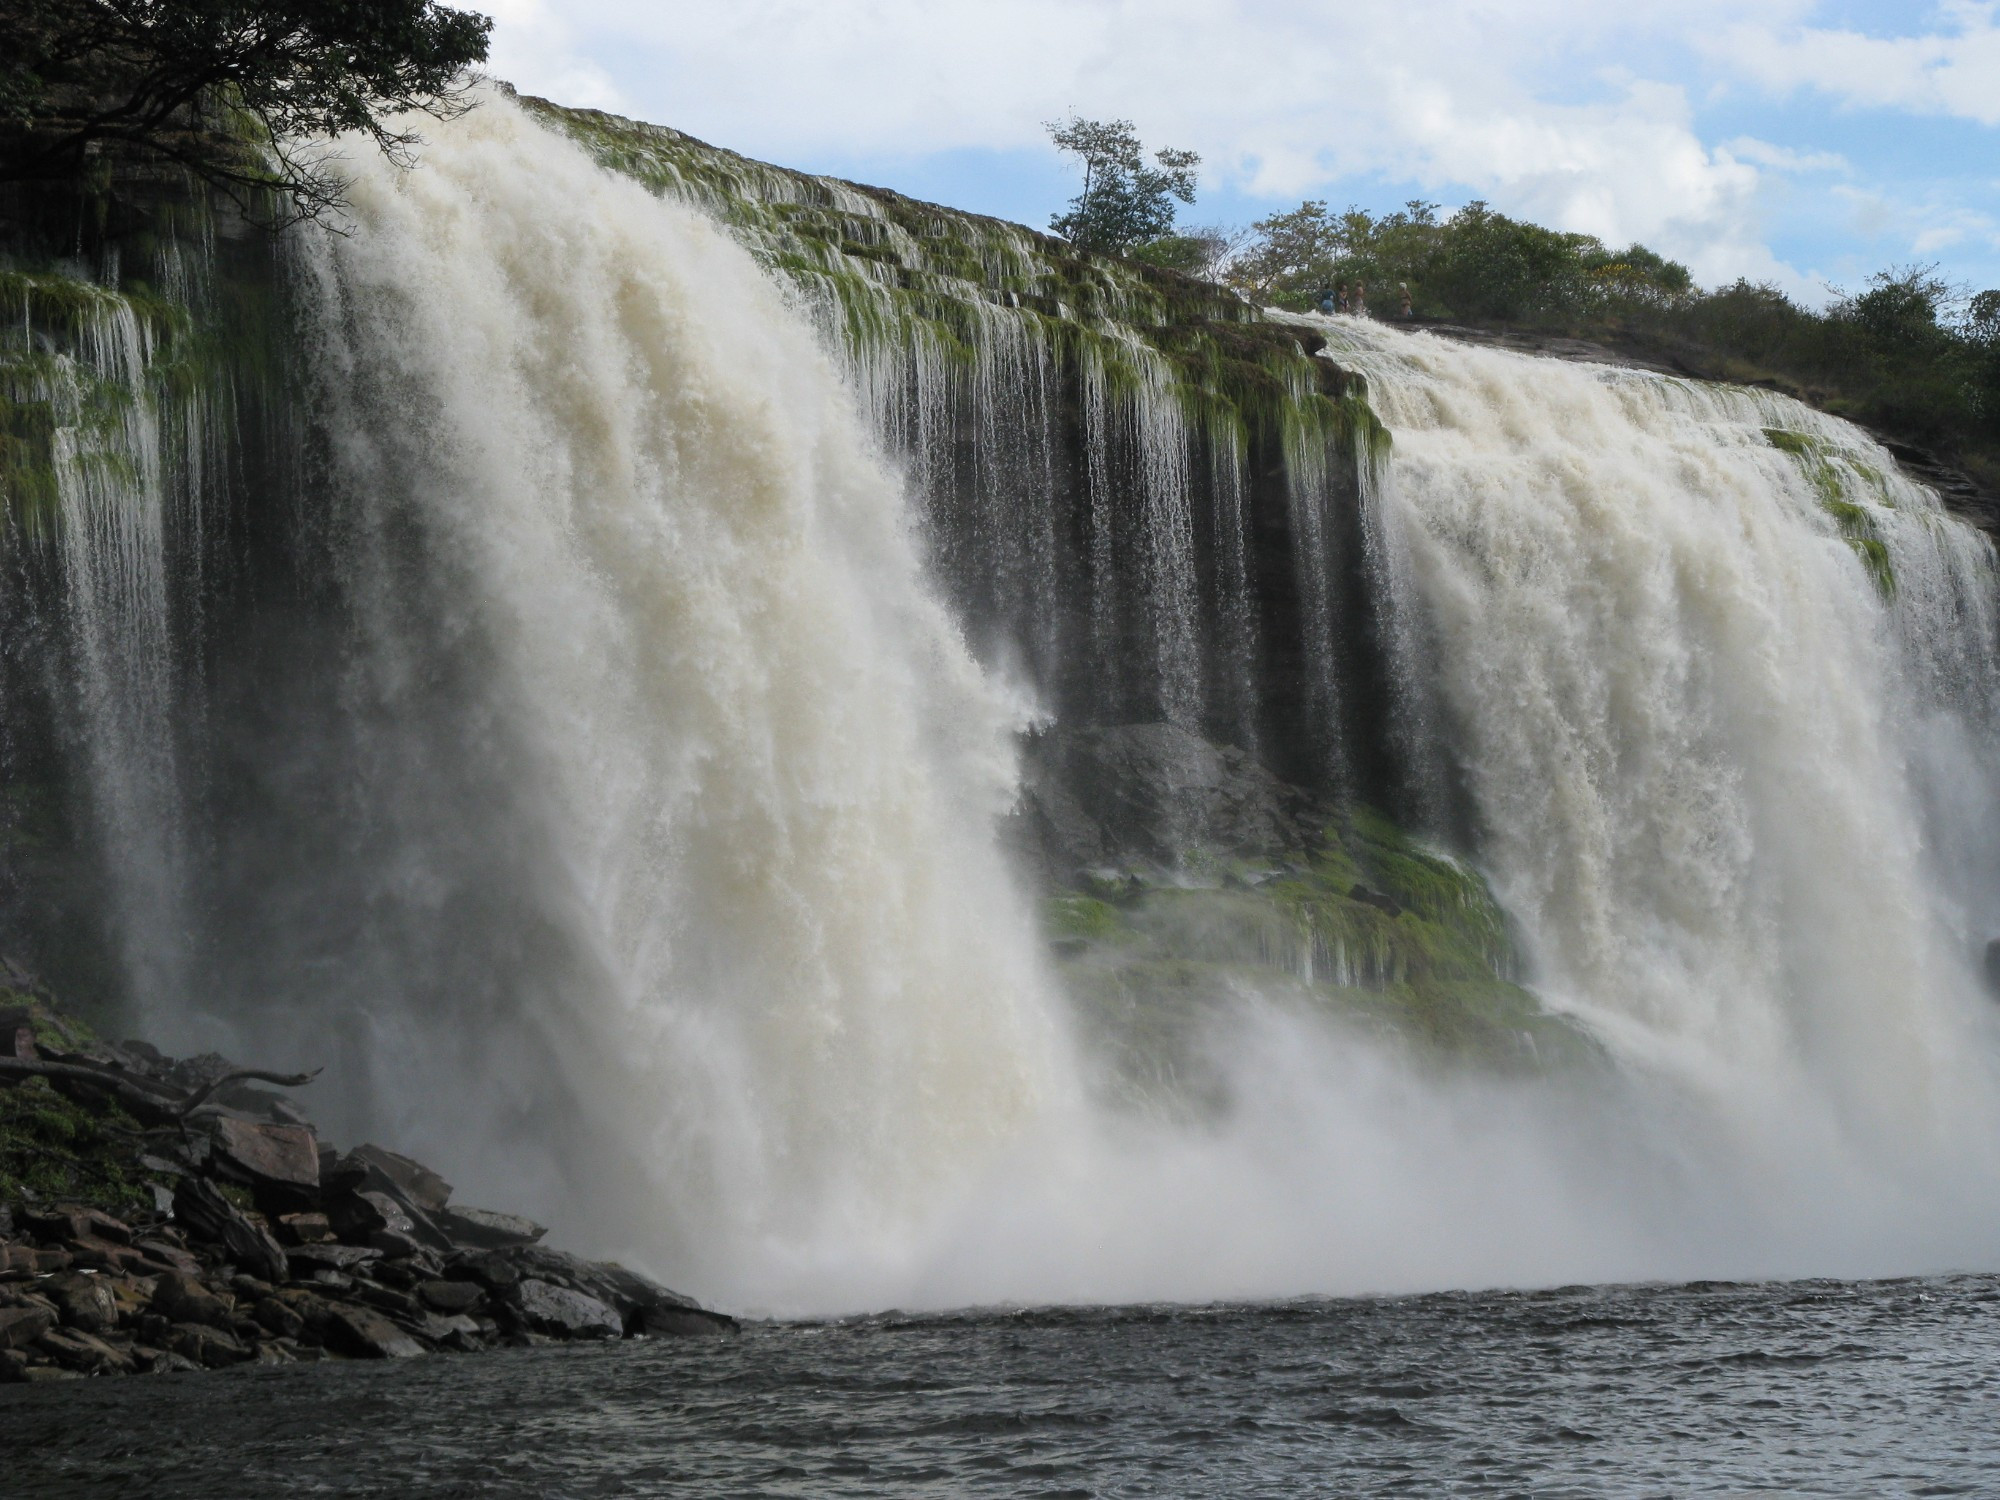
[36,1326,135,1375]
[322,1304,425,1359]
[417,1279,485,1314]
[326,1185,452,1256]
[48,1274,120,1335]
[511,1278,622,1340]
[252,1297,305,1339]
[285,1243,382,1276]
[21,1205,130,1246]
[171,1177,289,1283]
[0,1305,55,1350]
[167,1322,249,1368]
[277,1212,335,1245]
[435,1205,545,1252]
[636,1304,739,1338]
[208,1117,320,1200]
[330,1145,452,1214]
[149,1271,236,1333]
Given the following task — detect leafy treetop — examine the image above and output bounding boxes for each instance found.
[0,0,492,226]
[1046,116,1199,256]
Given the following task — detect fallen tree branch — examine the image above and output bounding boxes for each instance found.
[175,1066,321,1120]
[0,1056,318,1125]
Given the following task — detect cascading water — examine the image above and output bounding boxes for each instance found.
[275,96,1070,1291]
[19,91,2000,1315]
[1325,320,2000,1140]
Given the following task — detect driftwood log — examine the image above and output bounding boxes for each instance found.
[0,1056,318,1125]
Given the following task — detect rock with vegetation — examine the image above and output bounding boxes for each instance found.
[1015,722,1600,1108]
[0,970,734,1383]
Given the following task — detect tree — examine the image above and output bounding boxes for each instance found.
[0,0,492,225]
[1046,116,1199,256]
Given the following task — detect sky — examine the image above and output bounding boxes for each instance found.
[480,0,2000,305]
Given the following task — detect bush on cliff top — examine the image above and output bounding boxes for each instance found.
[1225,197,2000,479]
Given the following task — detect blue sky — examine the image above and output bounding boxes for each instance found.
[483,0,2000,306]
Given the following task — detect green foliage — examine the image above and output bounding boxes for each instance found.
[1228,197,1691,323]
[0,0,492,225]
[0,267,205,535]
[1230,193,2000,471]
[1046,116,1199,256]
[527,100,1371,490]
[1763,428,1896,595]
[0,1079,156,1216]
[1044,804,1594,1075]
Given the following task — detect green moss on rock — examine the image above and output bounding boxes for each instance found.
[520,96,1378,471]
[1043,804,1598,1085]
[0,1078,161,1217]
[1763,426,1897,596]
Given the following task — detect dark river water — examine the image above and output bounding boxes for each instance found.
[6,1273,2000,1498]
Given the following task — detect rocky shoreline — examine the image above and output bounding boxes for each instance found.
[0,972,733,1384]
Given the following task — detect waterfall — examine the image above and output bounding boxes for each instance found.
[282,95,1065,1288]
[1325,317,2000,1150]
[17,92,2000,1314]
[2,274,205,1010]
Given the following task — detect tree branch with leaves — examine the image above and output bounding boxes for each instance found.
[0,0,492,227]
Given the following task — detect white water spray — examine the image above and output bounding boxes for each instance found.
[295,97,1066,1290]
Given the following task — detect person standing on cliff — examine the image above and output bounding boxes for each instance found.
[1399,282,1413,319]
[1352,281,1368,317]
[1319,286,1336,315]
[1333,281,1348,314]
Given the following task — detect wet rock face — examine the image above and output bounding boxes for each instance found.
[0,982,739,1384]
[514,1279,622,1340]
[1011,721,1310,882]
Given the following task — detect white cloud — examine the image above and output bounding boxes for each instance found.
[1722,136,1849,172]
[481,0,627,112]
[1712,3,2000,124]
[485,0,1802,284]
[471,1,2000,292]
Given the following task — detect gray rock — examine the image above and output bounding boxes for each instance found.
[0,1305,55,1350]
[48,1274,119,1335]
[36,1326,135,1375]
[149,1272,236,1333]
[512,1278,622,1340]
[636,1304,739,1338]
[207,1117,320,1198]
[322,1304,425,1359]
[286,1242,382,1274]
[171,1177,289,1283]
[1010,723,1306,880]
[167,1322,250,1368]
[418,1279,486,1314]
[434,1205,545,1251]
[331,1145,452,1214]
